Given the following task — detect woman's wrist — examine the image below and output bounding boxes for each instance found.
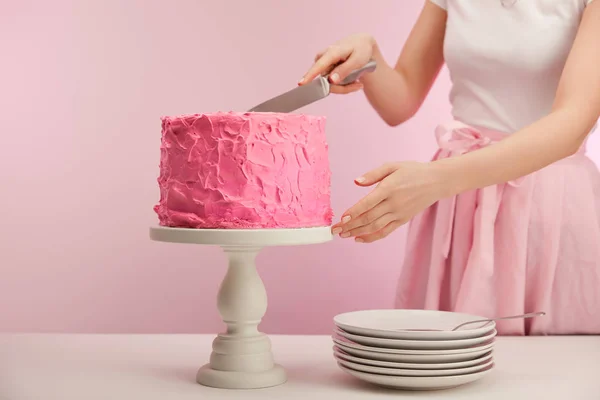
[360,37,385,86]
[428,158,470,199]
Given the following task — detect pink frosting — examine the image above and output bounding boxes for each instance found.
[154,112,333,229]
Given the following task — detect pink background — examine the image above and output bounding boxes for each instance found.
[1,1,598,334]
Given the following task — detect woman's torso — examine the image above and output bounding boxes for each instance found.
[437,0,592,133]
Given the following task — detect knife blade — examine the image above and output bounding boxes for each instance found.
[248,76,330,113]
[248,60,377,113]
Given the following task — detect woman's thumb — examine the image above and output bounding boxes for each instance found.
[354,163,398,186]
[329,53,368,85]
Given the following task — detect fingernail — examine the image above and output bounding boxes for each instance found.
[355,176,366,183]
[341,215,351,224]
[330,73,340,83]
[298,77,305,84]
[340,232,350,238]
[355,238,364,243]
[332,227,342,235]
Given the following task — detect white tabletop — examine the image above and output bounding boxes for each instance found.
[1,334,599,399]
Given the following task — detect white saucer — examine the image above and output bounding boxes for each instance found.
[333,346,493,370]
[333,337,494,364]
[338,362,494,390]
[334,309,496,341]
[335,354,494,377]
[335,327,497,350]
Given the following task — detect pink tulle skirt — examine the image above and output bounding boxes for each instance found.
[396,121,600,335]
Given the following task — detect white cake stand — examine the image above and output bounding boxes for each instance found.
[149,226,332,389]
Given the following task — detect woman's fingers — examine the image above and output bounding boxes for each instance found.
[355,162,400,187]
[356,220,404,243]
[331,193,385,235]
[330,82,363,94]
[343,212,396,238]
[302,33,374,87]
[300,45,350,85]
[314,47,329,62]
[341,186,388,226]
[341,200,391,233]
[327,49,371,85]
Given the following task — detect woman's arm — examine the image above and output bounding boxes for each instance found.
[362,2,447,126]
[300,2,447,126]
[435,2,600,197]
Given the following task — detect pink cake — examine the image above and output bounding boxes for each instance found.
[154,112,333,229]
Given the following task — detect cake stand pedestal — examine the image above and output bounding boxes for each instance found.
[149,226,332,389]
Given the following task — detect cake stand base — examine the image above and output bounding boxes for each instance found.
[196,363,286,389]
[149,226,332,389]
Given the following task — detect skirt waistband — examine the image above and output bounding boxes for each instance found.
[436,121,588,156]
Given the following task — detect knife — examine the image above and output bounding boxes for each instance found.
[248,60,377,113]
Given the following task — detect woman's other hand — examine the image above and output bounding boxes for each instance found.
[331,161,450,243]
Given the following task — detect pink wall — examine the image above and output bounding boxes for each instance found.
[1,1,598,334]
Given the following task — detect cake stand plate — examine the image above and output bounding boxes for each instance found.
[149,226,332,389]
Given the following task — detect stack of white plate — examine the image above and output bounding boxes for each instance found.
[332,310,497,391]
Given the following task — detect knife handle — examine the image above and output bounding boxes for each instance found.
[332,60,377,86]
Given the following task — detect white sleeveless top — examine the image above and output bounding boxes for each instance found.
[429,0,594,133]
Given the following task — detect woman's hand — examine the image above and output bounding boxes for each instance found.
[332,161,448,243]
[299,33,376,94]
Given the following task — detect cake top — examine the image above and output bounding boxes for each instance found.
[160,111,327,156]
[161,111,325,124]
